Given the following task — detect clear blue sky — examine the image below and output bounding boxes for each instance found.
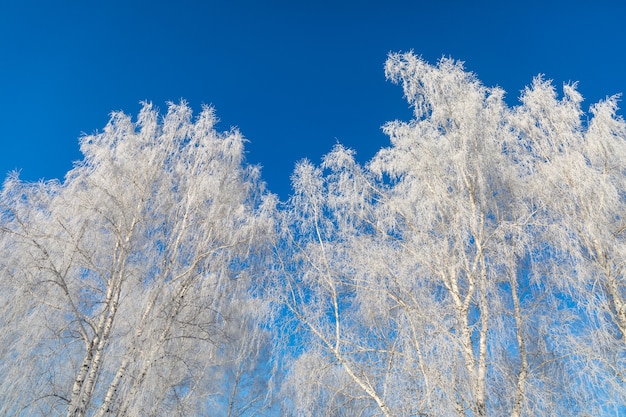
[1,0,625,199]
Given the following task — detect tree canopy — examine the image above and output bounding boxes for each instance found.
[1,53,625,416]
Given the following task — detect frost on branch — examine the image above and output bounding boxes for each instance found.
[276,52,626,416]
[1,53,626,417]
[0,102,277,417]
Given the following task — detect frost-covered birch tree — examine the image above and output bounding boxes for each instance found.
[0,102,276,417]
[275,53,626,416]
[511,77,626,414]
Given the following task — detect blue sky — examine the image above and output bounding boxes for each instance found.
[1,0,625,199]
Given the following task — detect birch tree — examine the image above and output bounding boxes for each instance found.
[511,78,626,414]
[276,53,624,416]
[0,102,276,416]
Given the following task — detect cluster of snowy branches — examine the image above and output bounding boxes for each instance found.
[1,52,625,416]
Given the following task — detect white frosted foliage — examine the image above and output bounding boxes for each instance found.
[275,53,626,416]
[0,102,276,417]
